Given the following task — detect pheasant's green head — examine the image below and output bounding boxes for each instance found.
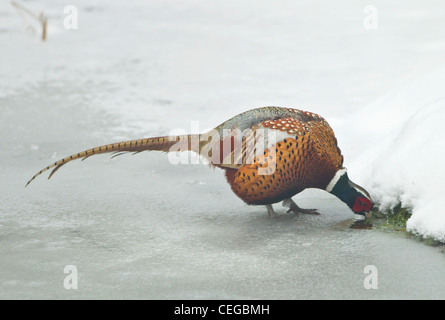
[326,169,373,217]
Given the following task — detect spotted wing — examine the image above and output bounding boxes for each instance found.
[213,107,343,170]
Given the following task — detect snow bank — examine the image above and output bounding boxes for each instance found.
[346,65,445,242]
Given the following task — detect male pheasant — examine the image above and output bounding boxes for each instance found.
[26,107,373,217]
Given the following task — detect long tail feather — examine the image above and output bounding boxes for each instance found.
[26,134,196,187]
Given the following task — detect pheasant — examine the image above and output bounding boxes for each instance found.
[26,107,373,217]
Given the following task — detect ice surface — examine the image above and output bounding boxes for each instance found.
[1,0,445,299]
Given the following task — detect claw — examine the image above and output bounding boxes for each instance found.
[282,198,320,215]
[287,207,320,215]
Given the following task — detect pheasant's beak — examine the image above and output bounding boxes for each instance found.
[353,210,372,221]
[365,200,374,219]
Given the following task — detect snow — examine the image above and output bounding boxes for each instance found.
[347,66,445,241]
[1,0,445,299]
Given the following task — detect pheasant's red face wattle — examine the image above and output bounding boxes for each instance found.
[353,196,373,213]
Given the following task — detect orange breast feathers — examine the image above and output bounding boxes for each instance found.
[227,117,344,205]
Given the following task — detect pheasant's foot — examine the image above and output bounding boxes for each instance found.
[282,198,320,215]
[265,204,278,218]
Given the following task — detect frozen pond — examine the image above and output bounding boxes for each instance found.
[1,88,445,299]
[1,0,445,299]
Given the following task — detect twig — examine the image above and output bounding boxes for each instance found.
[11,0,47,41]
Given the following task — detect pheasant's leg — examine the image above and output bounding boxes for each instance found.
[282,198,320,215]
[265,204,277,218]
